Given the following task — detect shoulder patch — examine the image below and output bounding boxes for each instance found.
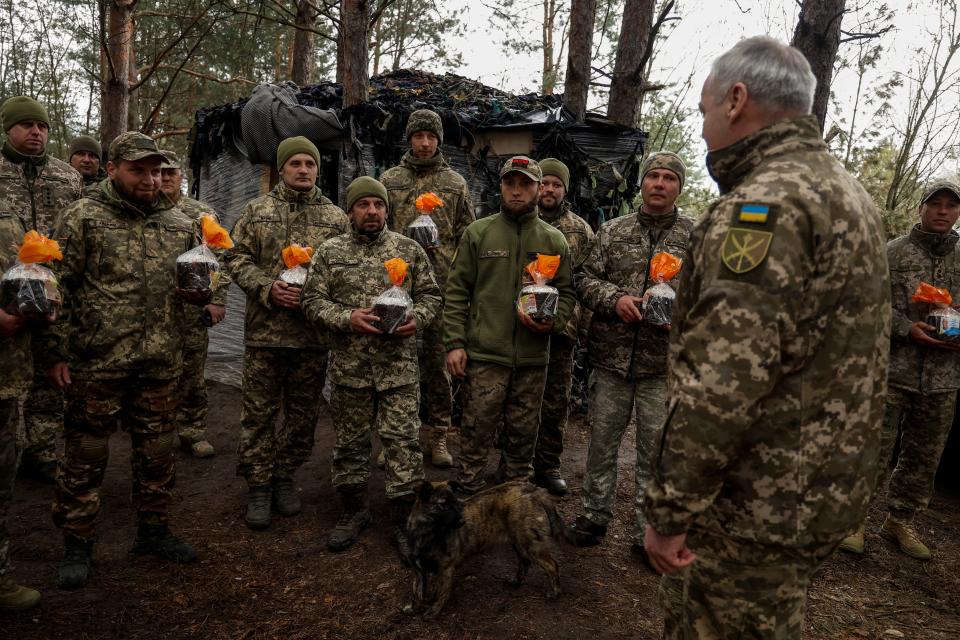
[721,228,773,274]
[738,203,770,224]
[480,249,509,258]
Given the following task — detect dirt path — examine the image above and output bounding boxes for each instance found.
[5,381,959,639]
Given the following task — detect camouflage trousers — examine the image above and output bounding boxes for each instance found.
[457,361,547,494]
[879,387,957,520]
[660,532,837,640]
[330,383,423,499]
[52,377,179,542]
[0,396,17,582]
[419,313,453,433]
[176,336,209,444]
[581,368,666,540]
[236,347,327,486]
[534,336,576,474]
[17,330,63,465]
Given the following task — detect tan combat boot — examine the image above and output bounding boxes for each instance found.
[190,440,215,458]
[0,576,41,612]
[839,522,866,555]
[881,515,932,560]
[430,428,453,468]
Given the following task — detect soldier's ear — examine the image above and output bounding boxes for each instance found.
[417,480,433,503]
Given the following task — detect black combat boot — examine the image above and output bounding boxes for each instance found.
[245,485,272,530]
[569,515,607,547]
[327,484,372,552]
[390,495,415,564]
[272,478,302,517]
[131,523,198,564]
[56,536,94,590]
[533,468,569,496]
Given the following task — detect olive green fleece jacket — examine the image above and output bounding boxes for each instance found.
[443,207,574,367]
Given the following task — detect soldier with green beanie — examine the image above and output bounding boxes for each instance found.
[302,175,440,558]
[533,158,593,496]
[68,135,104,187]
[0,96,82,483]
[47,132,208,589]
[381,109,475,469]
[225,135,347,531]
[444,156,575,496]
[160,150,227,459]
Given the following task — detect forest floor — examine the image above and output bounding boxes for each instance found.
[4,381,959,639]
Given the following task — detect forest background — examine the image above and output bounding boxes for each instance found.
[1,0,958,235]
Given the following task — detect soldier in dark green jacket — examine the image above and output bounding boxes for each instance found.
[443,156,575,495]
[224,137,348,531]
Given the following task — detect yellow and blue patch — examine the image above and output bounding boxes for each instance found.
[738,203,769,224]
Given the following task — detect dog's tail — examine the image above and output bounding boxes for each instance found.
[542,499,578,546]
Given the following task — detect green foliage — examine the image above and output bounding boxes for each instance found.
[371,0,467,74]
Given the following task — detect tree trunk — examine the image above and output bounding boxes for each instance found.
[100,0,137,149]
[542,0,554,94]
[563,0,597,121]
[338,0,370,107]
[791,0,845,133]
[127,11,138,131]
[606,0,654,127]
[290,0,317,86]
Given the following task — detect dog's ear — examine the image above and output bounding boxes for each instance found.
[417,480,433,503]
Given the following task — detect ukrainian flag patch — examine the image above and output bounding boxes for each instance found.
[738,203,769,224]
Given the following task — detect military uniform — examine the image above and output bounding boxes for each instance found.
[536,201,593,476]
[225,182,348,488]
[0,141,82,473]
[882,223,960,521]
[576,209,693,541]
[381,148,475,439]
[644,116,890,637]
[301,227,441,497]
[444,161,576,494]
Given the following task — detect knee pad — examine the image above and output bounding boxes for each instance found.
[141,431,175,459]
[71,434,109,464]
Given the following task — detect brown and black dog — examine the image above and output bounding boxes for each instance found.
[403,480,575,617]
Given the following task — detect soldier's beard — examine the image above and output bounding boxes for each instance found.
[502,198,537,217]
[114,181,158,209]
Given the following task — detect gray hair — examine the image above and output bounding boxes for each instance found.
[708,36,816,114]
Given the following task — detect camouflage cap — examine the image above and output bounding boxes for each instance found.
[160,150,181,170]
[109,132,164,163]
[499,156,542,182]
[641,151,686,191]
[920,179,960,206]
[405,109,443,145]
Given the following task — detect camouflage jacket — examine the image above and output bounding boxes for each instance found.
[225,183,348,350]
[45,181,198,380]
[175,195,229,346]
[0,146,82,235]
[576,209,693,378]
[301,227,441,390]
[887,224,960,394]
[381,151,475,290]
[644,116,891,549]
[0,200,31,399]
[540,201,594,343]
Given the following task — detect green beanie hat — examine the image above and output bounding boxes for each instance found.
[405,109,443,146]
[276,136,320,171]
[641,151,686,191]
[346,176,389,213]
[539,158,570,190]
[69,135,102,160]
[1,96,50,131]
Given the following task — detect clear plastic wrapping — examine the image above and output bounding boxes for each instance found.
[280,265,308,286]
[1,262,62,320]
[407,214,440,249]
[517,254,561,322]
[927,307,960,341]
[373,257,412,334]
[176,244,221,291]
[641,252,682,326]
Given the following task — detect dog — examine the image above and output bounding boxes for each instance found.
[403,480,575,617]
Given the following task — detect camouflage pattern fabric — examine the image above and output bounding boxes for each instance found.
[44,180,197,379]
[236,347,328,486]
[404,109,444,144]
[533,335,575,474]
[329,383,424,499]
[576,209,694,379]
[300,228,441,391]
[540,201,594,343]
[419,317,453,429]
[457,361,547,494]
[224,182,348,350]
[0,204,30,399]
[52,377,179,541]
[0,152,82,234]
[177,341,209,444]
[659,532,837,639]
[0,397,17,583]
[581,368,666,540]
[880,388,957,520]
[19,344,61,466]
[887,224,960,393]
[645,116,891,553]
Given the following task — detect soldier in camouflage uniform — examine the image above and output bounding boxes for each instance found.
[47,132,206,590]
[381,109,476,468]
[840,180,960,561]
[68,135,104,189]
[444,157,575,496]
[225,136,348,530]
[159,150,226,459]
[0,200,42,611]
[533,158,593,496]
[568,152,692,564]
[0,96,83,483]
[302,176,440,557]
[642,38,890,639]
